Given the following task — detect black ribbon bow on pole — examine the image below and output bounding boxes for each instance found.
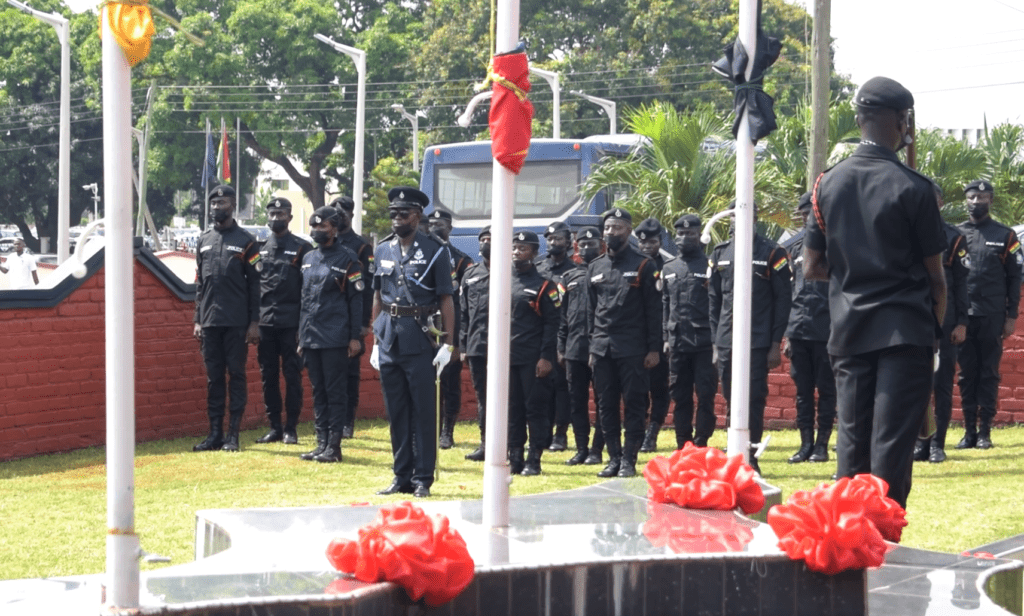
[711,0,783,143]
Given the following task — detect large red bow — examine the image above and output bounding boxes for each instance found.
[643,442,765,515]
[488,51,533,175]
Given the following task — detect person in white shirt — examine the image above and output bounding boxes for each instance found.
[0,239,39,289]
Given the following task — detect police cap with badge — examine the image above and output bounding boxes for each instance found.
[544,221,571,238]
[674,213,702,229]
[387,186,430,212]
[602,207,633,225]
[429,209,453,223]
[208,184,236,200]
[266,196,292,211]
[853,76,915,111]
[309,205,341,227]
[634,217,663,241]
[963,180,994,195]
[513,230,540,246]
[577,226,602,241]
[478,225,492,240]
[328,195,355,212]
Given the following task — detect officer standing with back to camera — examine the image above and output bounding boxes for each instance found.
[634,217,671,453]
[371,187,455,498]
[915,184,968,463]
[461,227,491,461]
[428,209,473,450]
[955,180,1022,450]
[297,206,364,463]
[255,197,312,445]
[588,207,663,479]
[536,221,576,452]
[327,196,375,439]
[661,214,718,448]
[783,192,836,464]
[804,76,947,509]
[558,226,605,465]
[709,202,792,475]
[192,185,261,453]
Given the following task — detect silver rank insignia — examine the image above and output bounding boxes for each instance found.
[414,248,424,260]
[355,280,365,291]
[255,261,263,273]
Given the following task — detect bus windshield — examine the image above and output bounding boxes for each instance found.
[433,159,581,220]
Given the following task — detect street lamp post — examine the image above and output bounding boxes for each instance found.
[83,183,100,220]
[391,103,424,173]
[529,67,560,139]
[570,90,617,135]
[7,0,70,263]
[314,34,366,235]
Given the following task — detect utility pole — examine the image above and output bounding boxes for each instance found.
[808,0,831,189]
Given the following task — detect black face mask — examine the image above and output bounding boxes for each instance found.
[311,230,332,245]
[968,202,990,219]
[479,242,491,260]
[211,209,230,224]
[268,219,288,234]
[579,247,601,263]
[675,237,701,257]
[547,242,567,257]
[605,234,627,253]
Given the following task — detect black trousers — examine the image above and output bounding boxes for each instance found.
[932,337,958,448]
[548,360,571,429]
[468,355,487,432]
[593,354,650,454]
[201,326,248,423]
[831,344,932,509]
[380,350,437,487]
[717,347,769,444]
[788,339,837,433]
[647,351,671,425]
[345,341,364,427]
[509,363,553,451]
[565,359,595,450]
[303,347,350,434]
[669,348,718,446]
[958,315,1004,427]
[257,326,303,431]
[440,355,463,423]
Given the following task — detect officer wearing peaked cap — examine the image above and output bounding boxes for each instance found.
[536,221,575,452]
[632,218,671,453]
[371,186,455,498]
[804,76,947,508]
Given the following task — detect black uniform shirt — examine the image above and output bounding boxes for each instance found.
[709,234,792,350]
[558,265,591,362]
[298,241,364,349]
[258,232,313,328]
[194,222,260,327]
[957,217,1022,318]
[587,247,663,358]
[783,229,830,342]
[337,228,375,329]
[661,254,713,352]
[805,144,946,356]
[460,261,489,358]
[510,265,560,366]
[372,231,453,359]
[942,222,971,335]
[536,253,576,284]
[446,241,473,339]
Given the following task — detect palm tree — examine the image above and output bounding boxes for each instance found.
[913,129,986,224]
[978,122,1024,225]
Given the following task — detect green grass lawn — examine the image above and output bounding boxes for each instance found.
[2,421,1022,581]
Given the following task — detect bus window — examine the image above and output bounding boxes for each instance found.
[435,160,581,220]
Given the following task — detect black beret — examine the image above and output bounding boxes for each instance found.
[796,192,812,212]
[309,206,340,227]
[478,225,491,239]
[602,207,632,225]
[209,184,235,199]
[674,213,702,229]
[576,226,602,241]
[634,217,663,241]
[328,196,355,212]
[853,76,914,111]
[963,180,994,195]
[429,209,453,222]
[544,221,571,237]
[387,186,429,210]
[513,230,540,246]
[266,197,292,211]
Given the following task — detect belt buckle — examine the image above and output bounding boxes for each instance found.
[389,304,399,317]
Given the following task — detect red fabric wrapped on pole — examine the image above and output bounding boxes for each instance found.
[488,50,533,175]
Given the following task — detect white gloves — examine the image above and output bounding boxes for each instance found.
[432,345,453,378]
[370,345,380,371]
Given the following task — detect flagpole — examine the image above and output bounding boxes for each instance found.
[204,118,211,228]
[236,116,242,210]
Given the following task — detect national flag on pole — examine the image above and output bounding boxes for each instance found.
[488,46,533,175]
[218,118,232,184]
[201,128,216,191]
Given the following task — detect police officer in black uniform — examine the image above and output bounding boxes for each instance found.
[914,184,969,463]
[297,206,364,463]
[461,227,491,461]
[634,217,671,452]
[662,214,718,448]
[956,180,1022,450]
[193,185,261,453]
[588,208,663,478]
[558,226,605,465]
[428,209,473,450]
[709,203,792,475]
[804,76,947,509]
[536,221,576,452]
[328,196,375,439]
[255,197,312,445]
[508,230,560,475]
[371,187,455,498]
[783,193,836,464]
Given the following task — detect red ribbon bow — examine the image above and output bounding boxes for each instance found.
[643,442,765,515]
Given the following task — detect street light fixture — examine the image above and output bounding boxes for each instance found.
[314,34,366,235]
[7,0,70,263]
[83,182,100,219]
[529,67,560,139]
[391,103,424,173]
[570,90,617,135]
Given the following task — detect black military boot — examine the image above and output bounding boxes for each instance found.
[300,429,328,461]
[913,439,929,461]
[221,415,243,452]
[521,447,543,476]
[597,442,621,478]
[509,447,526,475]
[548,424,569,452]
[808,428,831,462]
[282,416,299,445]
[617,443,639,478]
[439,418,455,450]
[192,418,224,452]
[788,428,814,463]
[747,445,762,476]
[976,421,993,450]
[314,431,343,463]
[566,446,589,466]
[639,421,661,453]
[341,417,355,439]
[465,431,486,461]
[255,420,283,444]
[955,423,977,449]
[584,438,604,465]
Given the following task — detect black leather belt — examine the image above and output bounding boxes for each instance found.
[386,303,438,317]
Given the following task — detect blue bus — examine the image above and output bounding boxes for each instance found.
[420,135,645,260]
